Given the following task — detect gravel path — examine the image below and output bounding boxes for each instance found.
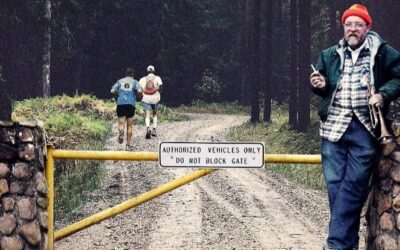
[53,113,363,250]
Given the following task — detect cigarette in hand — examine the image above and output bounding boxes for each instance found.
[311,64,318,73]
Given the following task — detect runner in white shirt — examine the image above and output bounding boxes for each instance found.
[138,65,163,139]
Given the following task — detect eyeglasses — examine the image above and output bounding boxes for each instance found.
[344,22,366,29]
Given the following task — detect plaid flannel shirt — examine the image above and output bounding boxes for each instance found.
[320,46,375,142]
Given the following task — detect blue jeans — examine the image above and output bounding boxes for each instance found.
[322,118,377,249]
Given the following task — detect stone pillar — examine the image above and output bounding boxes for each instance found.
[0,121,48,250]
[366,118,400,249]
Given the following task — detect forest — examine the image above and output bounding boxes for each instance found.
[1,0,400,131]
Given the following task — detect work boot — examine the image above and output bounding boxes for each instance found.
[118,130,124,144]
[151,128,157,137]
[145,128,151,139]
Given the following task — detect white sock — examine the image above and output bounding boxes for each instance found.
[145,117,150,127]
[153,116,158,129]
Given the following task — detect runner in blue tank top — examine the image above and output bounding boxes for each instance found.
[111,67,141,150]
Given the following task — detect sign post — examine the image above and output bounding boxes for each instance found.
[159,142,264,168]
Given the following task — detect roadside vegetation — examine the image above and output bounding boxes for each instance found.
[12,95,323,222]
[13,95,113,222]
[180,102,325,190]
[176,100,250,115]
[12,94,184,222]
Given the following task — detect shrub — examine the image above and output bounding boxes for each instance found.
[194,69,222,102]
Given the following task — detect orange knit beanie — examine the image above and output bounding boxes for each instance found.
[342,4,372,25]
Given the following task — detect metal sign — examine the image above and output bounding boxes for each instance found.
[159,142,265,168]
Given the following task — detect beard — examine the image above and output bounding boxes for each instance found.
[346,35,362,49]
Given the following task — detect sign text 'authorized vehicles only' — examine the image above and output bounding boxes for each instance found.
[159,142,264,168]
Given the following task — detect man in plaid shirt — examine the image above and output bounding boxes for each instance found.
[310,4,400,250]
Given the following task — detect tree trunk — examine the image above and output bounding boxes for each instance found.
[272,0,286,104]
[327,0,340,44]
[240,0,252,105]
[263,0,273,123]
[297,0,311,132]
[42,0,51,97]
[289,0,298,128]
[73,53,84,95]
[249,0,261,123]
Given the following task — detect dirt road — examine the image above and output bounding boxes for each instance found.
[55,113,331,250]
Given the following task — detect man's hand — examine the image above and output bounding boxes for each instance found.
[369,93,384,107]
[310,72,326,89]
[111,92,118,101]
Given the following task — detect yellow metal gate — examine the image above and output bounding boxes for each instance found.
[45,148,321,250]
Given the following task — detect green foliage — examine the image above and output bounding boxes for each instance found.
[55,142,104,223]
[226,103,325,190]
[175,100,250,115]
[13,94,115,122]
[194,69,222,102]
[157,104,189,122]
[13,94,115,145]
[13,95,113,222]
[46,113,107,140]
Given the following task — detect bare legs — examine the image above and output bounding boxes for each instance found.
[117,117,126,143]
[117,116,134,149]
[126,117,134,146]
[144,109,158,139]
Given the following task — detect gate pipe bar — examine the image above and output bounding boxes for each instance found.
[50,150,158,161]
[266,154,321,164]
[53,168,216,241]
[49,149,322,164]
[46,148,55,250]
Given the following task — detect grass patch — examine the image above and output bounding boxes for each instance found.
[227,103,325,190]
[134,104,189,125]
[13,94,115,122]
[12,94,186,222]
[14,94,114,149]
[13,94,114,223]
[54,141,105,222]
[174,100,250,115]
[46,113,108,138]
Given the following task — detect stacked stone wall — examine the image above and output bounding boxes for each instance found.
[0,121,48,250]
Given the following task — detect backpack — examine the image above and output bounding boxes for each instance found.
[143,76,157,95]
